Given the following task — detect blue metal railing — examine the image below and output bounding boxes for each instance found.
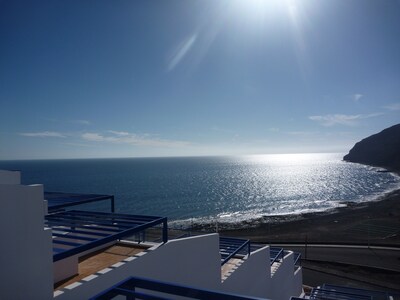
[310,288,372,299]
[270,247,284,265]
[89,276,268,300]
[220,237,251,266]
[45,192,115,213]
[46,210,168,262]
[320,284,395,300]
[293,252,301,266]
[171,234,301,269]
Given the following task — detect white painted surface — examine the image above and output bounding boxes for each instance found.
[0,170,21,184]
[221,246,272,298]
[293,266,304,297]
[269,251,302,300]
[55,234,222,300]
[0,183,53,300]
[54,256,78,284]
[55,235,303,300]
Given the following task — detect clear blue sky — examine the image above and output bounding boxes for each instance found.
[1,0,399,159]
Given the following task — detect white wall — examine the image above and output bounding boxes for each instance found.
[0,183,54,300]
[54,256,78,284]
[293,266,303,297]
[55,236,304,300]
[221,246,272,298]
[269,252,302,300]
[0,170,21,184]
[54,234,222,300]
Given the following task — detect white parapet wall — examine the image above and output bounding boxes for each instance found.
[0,182,54,300]
[54,234,222,300]
[0,170,21,184]
[221,245,272,298]
[269,251,302,300]
[293,265,303,297]
[55,236,303,300]
[221,246,303,300]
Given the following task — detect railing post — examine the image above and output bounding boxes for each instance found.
[162,218,168,243]
[127,278,135,300]
[127,288,134,300]
[142,230,146,243]
[305,234,308,260]
[111,196,115,213]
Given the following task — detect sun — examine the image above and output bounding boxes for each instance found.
[234,0,277,14]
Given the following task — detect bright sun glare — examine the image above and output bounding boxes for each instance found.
[236,0,295,14]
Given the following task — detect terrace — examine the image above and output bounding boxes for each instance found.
[45,201,263,292]
[46,210,168,262]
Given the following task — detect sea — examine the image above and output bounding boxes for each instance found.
[1,153,399,228]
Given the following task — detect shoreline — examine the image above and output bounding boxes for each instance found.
[179,168,400,232]
[216,188,400,245]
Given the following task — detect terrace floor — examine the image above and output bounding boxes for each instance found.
[221,258,243,281]
[54,242,148,290]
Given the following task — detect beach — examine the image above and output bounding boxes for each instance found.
[219,188,400,292]
[220,188,400,246]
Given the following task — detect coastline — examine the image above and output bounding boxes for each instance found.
[218,187,400,246]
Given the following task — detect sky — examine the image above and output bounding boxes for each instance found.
[1,0,399,160]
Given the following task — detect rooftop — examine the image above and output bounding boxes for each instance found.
[46,210,167,262]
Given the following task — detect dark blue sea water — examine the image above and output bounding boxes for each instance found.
[1,153,399,227]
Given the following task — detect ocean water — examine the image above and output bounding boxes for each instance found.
[1,153,399,227]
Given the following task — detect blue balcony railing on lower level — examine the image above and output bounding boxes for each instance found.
[310,288,373,299]
[89,276,268,300]
[313,284,396,300]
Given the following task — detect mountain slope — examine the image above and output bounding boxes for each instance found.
[343,124,400,171]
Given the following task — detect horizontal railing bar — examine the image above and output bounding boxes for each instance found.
[46,215,137,228]
[69,210,163,221]
[311,288,372,300]
[115,288,167,300]
[46,217,134,228]
[59,211,158,225]
[53,248,67,253]
[51,232,98,242]
[49,227,111,237]
[52,239,83,247]
[45,220,123,233]
[322,284,393,297]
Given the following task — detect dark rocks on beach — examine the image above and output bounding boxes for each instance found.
[343,123,400,172]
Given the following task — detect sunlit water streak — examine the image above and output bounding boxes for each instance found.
[1,153,399,227]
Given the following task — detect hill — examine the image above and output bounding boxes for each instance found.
[343,124,400,171]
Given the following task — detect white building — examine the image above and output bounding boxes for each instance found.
[0,169,304,300]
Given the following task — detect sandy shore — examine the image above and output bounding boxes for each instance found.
[217,189,400,246]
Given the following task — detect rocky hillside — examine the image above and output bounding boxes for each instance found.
[343,124,400,171]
